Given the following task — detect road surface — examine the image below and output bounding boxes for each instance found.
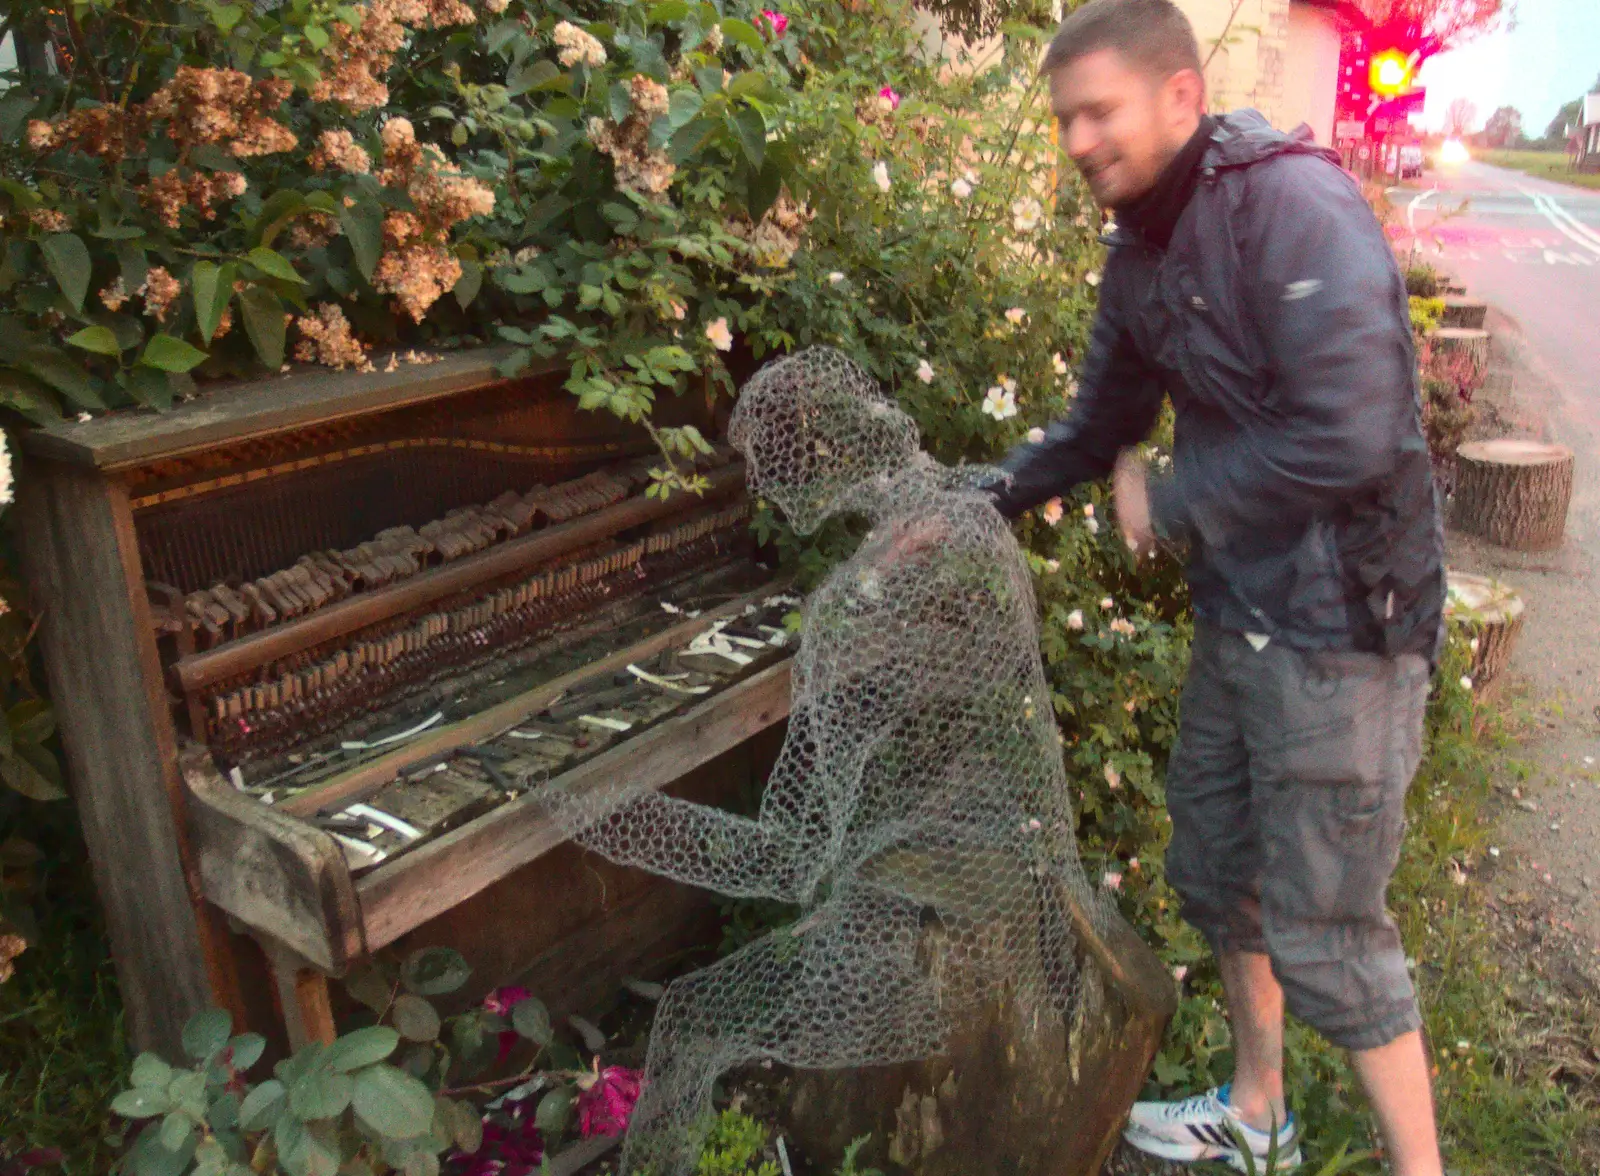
[1400,160,1600,964]
[1398,160,1600,401]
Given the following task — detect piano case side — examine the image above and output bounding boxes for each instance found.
[181,750,365,975]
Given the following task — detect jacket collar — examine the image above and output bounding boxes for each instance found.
[1098,110,1340,248]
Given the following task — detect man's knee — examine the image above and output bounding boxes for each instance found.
[1264,921,1421,1051]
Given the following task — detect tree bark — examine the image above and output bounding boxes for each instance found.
[1445,571,1525,687]
[1441,297,1488,330]
[1451,439,1574,551]
[1431,327,1490,371]
[782,868,1175,1176]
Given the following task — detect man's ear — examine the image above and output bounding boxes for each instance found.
[1164,68,1206,121]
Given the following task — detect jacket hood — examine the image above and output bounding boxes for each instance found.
[1204,109,1342,170]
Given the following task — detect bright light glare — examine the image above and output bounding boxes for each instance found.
[1375,58,1408,89]
[1440,139,1470,166]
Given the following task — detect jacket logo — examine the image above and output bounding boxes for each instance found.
[1283,279,1323,301]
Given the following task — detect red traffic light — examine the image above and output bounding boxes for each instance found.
[1369,48,1418,97]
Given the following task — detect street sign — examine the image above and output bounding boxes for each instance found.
[1336,119,1366,141]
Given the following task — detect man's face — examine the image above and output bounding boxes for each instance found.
[1050,48,1202,209]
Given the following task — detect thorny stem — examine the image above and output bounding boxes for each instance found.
[1202,0,1249,73]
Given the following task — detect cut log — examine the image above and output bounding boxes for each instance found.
[1430,327,1490,371]
[1451,439,1574,550]
[783,863,1175,1176]
[1441,296,1488,330]
[1444,571,1524,687]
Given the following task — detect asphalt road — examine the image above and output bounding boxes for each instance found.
[1396,161,1600,402]
[1398,161,1600,957]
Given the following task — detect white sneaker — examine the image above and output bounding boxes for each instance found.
[1122,1083,1302,1172]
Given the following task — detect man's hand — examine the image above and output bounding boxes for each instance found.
[1113,451,1155,558]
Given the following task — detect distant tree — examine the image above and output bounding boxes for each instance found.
[1483,105,1523,148]
[1543,71,1600,145]
[1358,0,1505,57]
[1445,98,1478,138]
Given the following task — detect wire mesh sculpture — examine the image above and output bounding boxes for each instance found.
[541,347,1107,1176]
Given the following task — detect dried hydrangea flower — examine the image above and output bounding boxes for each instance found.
[294,303,371,370]
[308,129,373,174]
[553,20,607,68]
[139,267,182,322]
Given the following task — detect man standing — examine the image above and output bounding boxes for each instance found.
[988,1,1447,1172]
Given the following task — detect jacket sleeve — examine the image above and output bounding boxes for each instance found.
[1147,153,1415,547]
[988,264,1166,520]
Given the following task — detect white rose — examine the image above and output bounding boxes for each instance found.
[1066,609,1084,630]
[704,317,733,351]
[1041,498,1064,525]
[872,161,891,192]
[1027,427,1046,444]
[951,177,972,199]
[915,359,934,384]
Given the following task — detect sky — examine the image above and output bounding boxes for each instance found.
[1418,0,1600,135]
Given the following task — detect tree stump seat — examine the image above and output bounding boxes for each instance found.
[1445,571,1525,688]
[1451,439,1574,550]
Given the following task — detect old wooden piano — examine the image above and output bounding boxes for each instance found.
[17,347,793,1054]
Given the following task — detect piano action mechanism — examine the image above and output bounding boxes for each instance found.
[17,348,793,1053]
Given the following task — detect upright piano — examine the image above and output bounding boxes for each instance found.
[18,348,792,1053]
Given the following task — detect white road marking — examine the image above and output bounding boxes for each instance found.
[1521,187,1600,257]
[1407,186,1438,232]
[1545,249,1578,265]
[1530,236,1548,249]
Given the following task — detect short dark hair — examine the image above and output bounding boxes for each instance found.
[1041,0,1203,81]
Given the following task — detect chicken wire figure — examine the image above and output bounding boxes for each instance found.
[545,347,1106,1176]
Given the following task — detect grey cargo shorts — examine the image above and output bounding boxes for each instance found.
[1164,622,1430,1052]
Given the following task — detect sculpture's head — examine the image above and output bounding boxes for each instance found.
[728,347,921,534]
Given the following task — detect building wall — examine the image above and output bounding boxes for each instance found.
[1173,0,1292,124]
[1280,1,1341,143]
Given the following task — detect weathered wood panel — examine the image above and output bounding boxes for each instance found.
[14,460,233,1054]
[21,348,559,471]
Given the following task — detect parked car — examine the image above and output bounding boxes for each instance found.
[1400,144,1425,178]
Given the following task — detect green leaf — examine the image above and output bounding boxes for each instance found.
[647,1,690,23]
[138,334,209,374]
[227,1033,267,1072]
[252,189,307,249]
[183,1009,234,1061]
[533,1087,573,1134]
[351,1065,436,1140]
[400,947,470,997]
[325,1025,400,1072]
[0,92,35,144]
[64,325,122,356]
[89,224,148,240]
[212,4,245,33]
[485,19,522,55]
[0,372,61,425]
[131,1053,173,1090]
[720,17,764,54]
[7,700,52,746]
[113,1087,175,1119]
[339,201,385,282]
[276,1115,340,1176]
[667,87,704,131]
[192,261,233,343]
[159,1111,195,1152]
[0,754,66,802]
[22,345,107,408]
[727,72,775,102]
[438,1097,482,1153]
[392,995,441,1043]
[189,143,237,172]
[748,155,783,221]
[731,107,766,169]
[239,285,286,370]
[507,59,564,96]
[206,1091,241,1131]
[237,1079,286,1131]
[245,247,304,284]
[343,967,394,1015]
[510,997,552,1046]
[452,260,483,310]
[403,1150,439,1176]
[289,1069,354,1120]
[124,365,175,409]
[40,233,91,311]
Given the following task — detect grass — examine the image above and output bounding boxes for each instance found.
[1473,149,1600,191]
[3,662,1598,1176]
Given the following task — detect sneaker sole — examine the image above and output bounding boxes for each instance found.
[1122,1125,1303,1172]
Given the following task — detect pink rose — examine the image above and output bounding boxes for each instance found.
[878,85,901,111]
[759,9,789,36]
[576,1065,644,1137]
[484,985,532,1015]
